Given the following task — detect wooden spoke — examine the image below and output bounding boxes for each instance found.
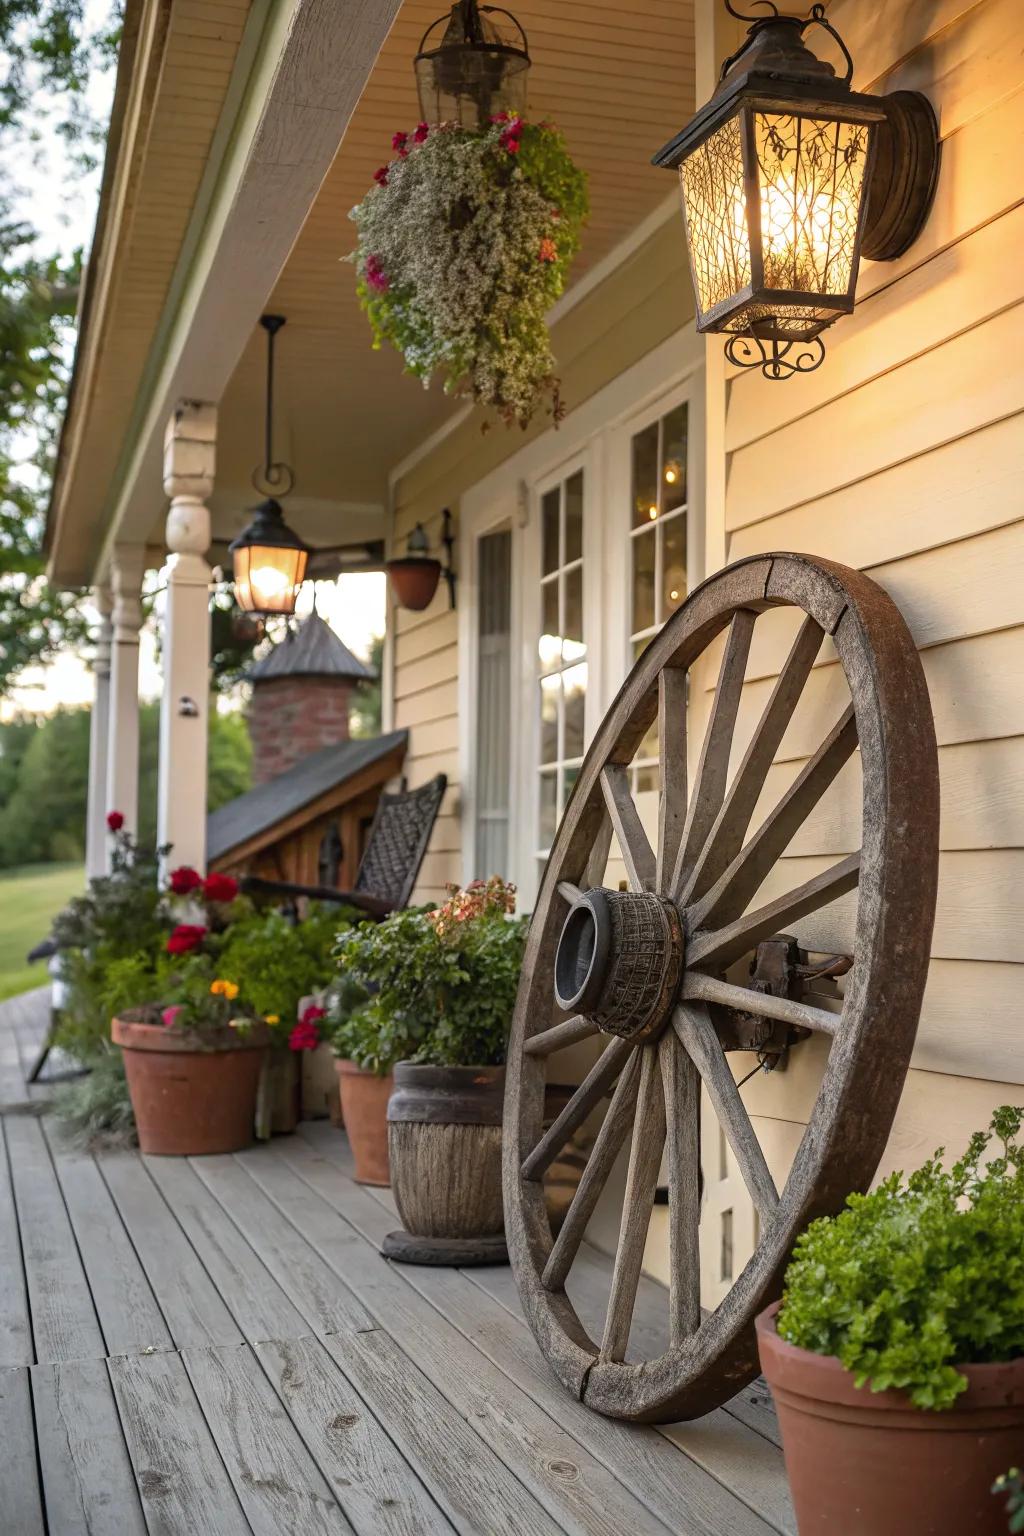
[681,972,840,1037]
[686,851,861,972]
[584,813,614,889]
[521,1036,635,1182]
[523,1014,600,1058]
[656,667,688,894]
[600,765,656,892]
[601,1044,666,1362]
[658,1029,701,1344]
[669,608,756,901]
[673,1004,779,1226]
[542,1050,642,1291]
[558,880,583,905]
[680,616,825,906]
[688,704,858,931]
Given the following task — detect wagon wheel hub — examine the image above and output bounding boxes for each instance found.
[554,888,685,1042]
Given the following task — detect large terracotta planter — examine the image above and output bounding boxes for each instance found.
[112,1015,267,1156]
[336,1059,392,1185]
[757,1302,1024,1535]
[384,1063,506,1265]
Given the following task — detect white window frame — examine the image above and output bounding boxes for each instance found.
[458,321,705,907]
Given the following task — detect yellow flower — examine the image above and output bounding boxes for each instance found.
[265,1014,280,1025]
[210,979,239,1001]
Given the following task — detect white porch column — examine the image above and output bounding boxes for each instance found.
[158,400,216,873]
[105,545,146,855]
[85,585,113,879]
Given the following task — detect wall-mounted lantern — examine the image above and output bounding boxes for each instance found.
[415,0,531,129]
[230,315,310,614]
[386,509,457,612]
[653,1,939,380]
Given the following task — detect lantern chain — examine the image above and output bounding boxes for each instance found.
[252,314,295,499]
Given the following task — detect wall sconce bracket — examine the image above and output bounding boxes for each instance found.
[861,91,940,262]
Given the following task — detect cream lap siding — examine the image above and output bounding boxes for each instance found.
[708,0,1024,1213]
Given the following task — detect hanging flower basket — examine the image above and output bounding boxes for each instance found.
[349,115,588,428]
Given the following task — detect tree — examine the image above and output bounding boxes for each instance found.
[350,633,383,738]
[0,4,121,697]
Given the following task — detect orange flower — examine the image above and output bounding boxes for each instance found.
[538,237,557,263]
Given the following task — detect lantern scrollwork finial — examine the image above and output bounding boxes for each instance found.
[724,333,826,382]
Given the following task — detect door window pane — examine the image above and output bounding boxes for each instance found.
[632,527,656,633]
[632,421,659,528]
[474,529,512,877]
[663,403,688,512]
[536,468,587,858]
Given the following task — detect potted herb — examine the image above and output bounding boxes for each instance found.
[336,878,527,1254]
[757,1108,1024,1535]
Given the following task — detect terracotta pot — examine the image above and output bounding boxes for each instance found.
[385,556,441,611]
[387,1064,505,1259]
[112,1015,267,1156]
[336,1059,392,1185]
[757,1302,1024,1535]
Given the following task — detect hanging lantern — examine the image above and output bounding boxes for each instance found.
[230,315,310,615]
[415,0,531,130]
[653,1,939,380]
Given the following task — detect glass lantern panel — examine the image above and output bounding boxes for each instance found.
[680,113,751,324]
[234,545,307,615]
[754,113,870,298]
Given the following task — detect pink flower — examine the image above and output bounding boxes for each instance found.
[169,865,202,896]
[166,924,207,956]
[289,1020,321,1051]
[161,1005,183,1028]
[413,121,429,143]
[202,873,239,904]
[365,254,390,293]
[392,130,408,157]
[300,1004,327,1026]
[373,165,389,187]
[106,811,124,832]
[504,135,521,154]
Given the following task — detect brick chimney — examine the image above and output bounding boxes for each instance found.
[246,612,374,785]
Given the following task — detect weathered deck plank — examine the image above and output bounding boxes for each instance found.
[285,1130,791,1536]
[5,1114,104,1363]
[109,1348,252,1536]
[44,1122,172,1358]
[32,1357,148,1534]
[98,1151,243,1349]
[0,1365,45,1535]
[0,1120,32,1366]
[145,1153,309,1344]
[183,1341,355,1535]
[256,1334,457,1536]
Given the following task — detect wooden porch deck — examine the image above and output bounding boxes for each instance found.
[0,989,793,1536]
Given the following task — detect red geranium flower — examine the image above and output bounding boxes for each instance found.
[300,1004,327,1027]
[289,1020,321,1052]
[373,165,389,187]
[106,811,124,832]
[392,130,408,157]
[365,253,389,294]
[413,121,429,143]
[169,866,202,896]
[166,924,207,956]
[202,873,239,903]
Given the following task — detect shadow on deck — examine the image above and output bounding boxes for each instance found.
[0,989,792,1536]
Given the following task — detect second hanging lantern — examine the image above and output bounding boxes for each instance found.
[414,0,531,129]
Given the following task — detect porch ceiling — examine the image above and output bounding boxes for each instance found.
[49,0,694,585]
[212,0,696,549]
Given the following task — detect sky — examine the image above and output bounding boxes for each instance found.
[1,2,386,720]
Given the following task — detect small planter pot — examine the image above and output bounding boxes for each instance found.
[383,1063,507,1266]
[757,1302,1024,1536]
[112,1014,267,1157]
[336,1059,392,1186]
[302,1042,344,1125]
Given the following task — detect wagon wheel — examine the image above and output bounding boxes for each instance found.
[503,552,939,1424]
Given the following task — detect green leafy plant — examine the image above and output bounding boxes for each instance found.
[332,878,527,1074]
[350,116,587,427]
[50,1048,137,1151]
[993,1468,1024,1533]
[777,1107,1024,1410]
[215,903,358,1039]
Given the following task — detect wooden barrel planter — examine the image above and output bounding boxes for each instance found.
[383,1063,507,1265]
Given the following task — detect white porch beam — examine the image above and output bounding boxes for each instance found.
[158,402,216,874]
[99,0,403,564]
[105,545,146,855]
[85,585,113,880]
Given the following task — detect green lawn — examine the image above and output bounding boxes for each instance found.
[0,863,84,1001]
